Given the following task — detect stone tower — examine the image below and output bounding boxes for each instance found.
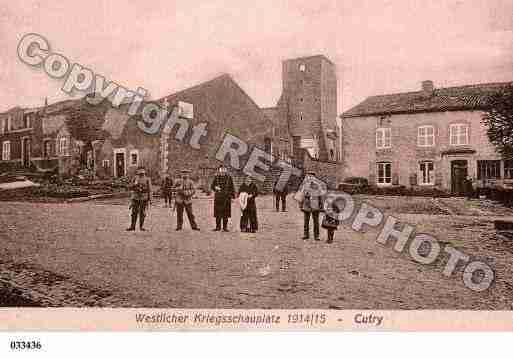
[278,55,338,162]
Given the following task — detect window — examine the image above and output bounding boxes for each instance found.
[59,137,68,156]
[130,150,139,166]
[450,124,469,145]
[418,126,435,147]
[0,118,3,134]
[43,139,51,157]
[2,141,10,161]
[377,162,392,185]
[102,159,110,168]
[477,160,501,180]
[419,161,434,185]
[299,112,303,121]
[505,160,513,179]
[376,128,391,149]
[299,63,306,72]
[23,114,31,129]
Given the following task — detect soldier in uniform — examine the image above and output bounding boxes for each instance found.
[174,169,200,231]
[211,165,235,232]
[127,167,152,231]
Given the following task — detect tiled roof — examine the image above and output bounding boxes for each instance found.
[342,81,513,118]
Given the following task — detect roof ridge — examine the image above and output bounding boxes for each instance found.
[341,80,513,118]
[158,73,232,102]
[366,80,513,99]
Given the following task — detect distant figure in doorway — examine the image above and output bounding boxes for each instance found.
[273,179,288,212]
[465,176,474,200]
[211,166,235,232]
[173,169,200,231]
[127,167,152,231]
[239,177,259,233]
[162,174,174,208]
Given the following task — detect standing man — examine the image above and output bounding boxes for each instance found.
[273,178,288,212]
[174,169,200,231]
[211,165,235,232]
[297,171,322,241]
[127,167,152,231]
[162,173,174,208]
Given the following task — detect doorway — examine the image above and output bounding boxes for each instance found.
[115,152,125,178]
[22,137,31,168]
[451,160,468,195]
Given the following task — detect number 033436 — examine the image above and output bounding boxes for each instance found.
[10,340,42,350]
[287,313,326,325]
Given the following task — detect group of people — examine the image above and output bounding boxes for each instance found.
[127,167,200,232]
[127,165,262,233]
[126,166,340,244]
[296,171,340,244]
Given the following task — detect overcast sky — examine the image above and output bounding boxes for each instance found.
[1,0,512,114]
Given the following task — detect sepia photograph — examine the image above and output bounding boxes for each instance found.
[1,0,513,335]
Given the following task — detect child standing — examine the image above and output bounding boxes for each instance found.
[321,194,341,244]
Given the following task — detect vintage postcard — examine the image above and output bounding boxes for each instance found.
[1,0,513,338]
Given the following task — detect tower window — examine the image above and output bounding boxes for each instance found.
[299,63,306,72]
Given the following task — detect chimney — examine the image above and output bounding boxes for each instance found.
[421,80,434,94]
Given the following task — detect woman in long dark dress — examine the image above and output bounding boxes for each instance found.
[239,177,259,233]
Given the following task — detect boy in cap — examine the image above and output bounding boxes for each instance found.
[127,167,152,231]
[173,169,200,231]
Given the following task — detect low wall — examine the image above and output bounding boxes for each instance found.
[301,154,341,190]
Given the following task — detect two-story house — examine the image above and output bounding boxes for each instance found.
[0,100,86,175]
[341,80,513,194]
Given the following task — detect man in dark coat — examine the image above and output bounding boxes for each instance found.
[211,165,235,232]
[273,179,288,212]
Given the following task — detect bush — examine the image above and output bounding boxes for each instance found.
[33,184,90,199]
[490,188,513,207]
[363,185,450,197]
